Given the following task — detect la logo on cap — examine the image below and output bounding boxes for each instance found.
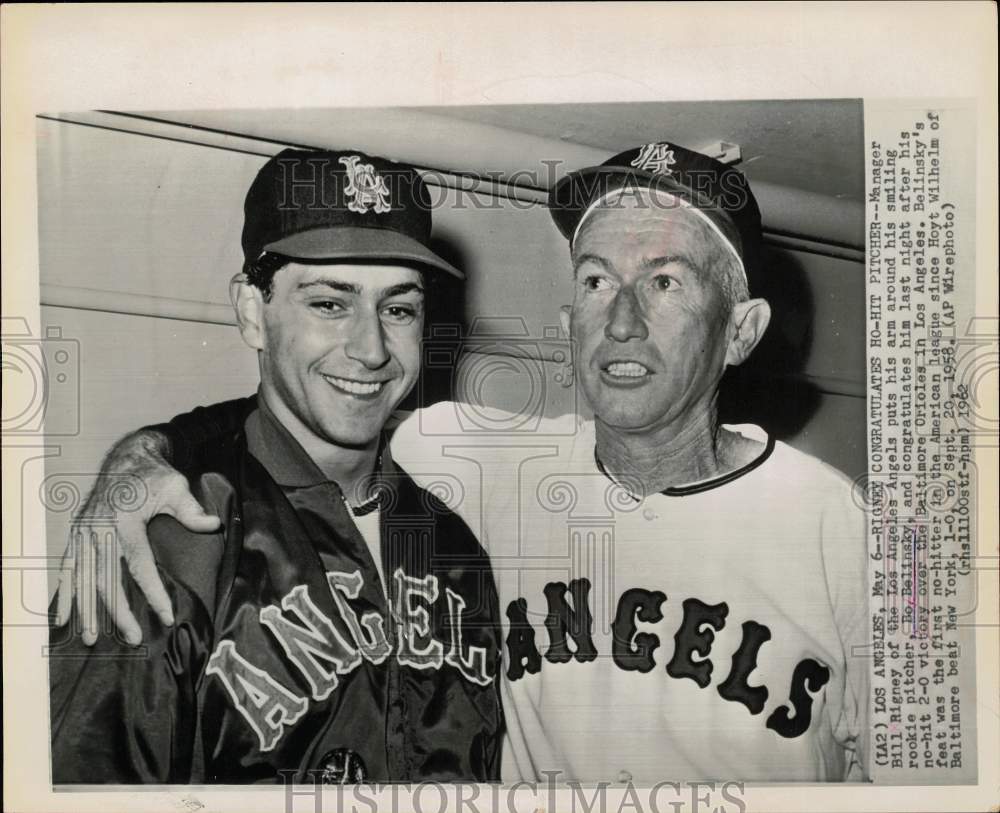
[630,143,678,175]
[339,155,391,214]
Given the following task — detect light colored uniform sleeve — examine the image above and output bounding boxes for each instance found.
[390,402,521,548]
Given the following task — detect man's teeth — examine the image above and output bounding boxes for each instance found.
[606,362,650,378]
[325,376,384,395]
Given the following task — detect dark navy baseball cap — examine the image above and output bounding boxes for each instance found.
[243,148,463,279]
[548,142,763,291]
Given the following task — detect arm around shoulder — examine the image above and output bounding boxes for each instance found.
[48,515,223,783]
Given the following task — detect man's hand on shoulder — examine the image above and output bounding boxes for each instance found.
[54,427,220,646]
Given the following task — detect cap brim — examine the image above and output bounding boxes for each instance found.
[262,226,464,280]
[549,165,736,245]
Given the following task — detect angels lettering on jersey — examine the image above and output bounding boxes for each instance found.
[207,568,493,752]
[505,577,831,740]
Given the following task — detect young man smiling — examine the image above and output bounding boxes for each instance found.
[48,149,503,784]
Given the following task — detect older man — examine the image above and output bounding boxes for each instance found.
[56,142,869,783]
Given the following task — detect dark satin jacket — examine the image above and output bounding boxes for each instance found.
[49,400,503,784]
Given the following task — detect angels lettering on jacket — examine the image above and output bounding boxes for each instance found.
[207,568,492,752]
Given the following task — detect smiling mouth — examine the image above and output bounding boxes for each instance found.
[602,361,652,379]
[322,375,387,396]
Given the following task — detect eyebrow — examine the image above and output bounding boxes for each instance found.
[296,279,424,297]
[297,279,361,294]
[381,282,425,298]
[572,253,613,276]
[638,255,699,275]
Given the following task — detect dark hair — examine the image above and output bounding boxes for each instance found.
[244,252,290,302]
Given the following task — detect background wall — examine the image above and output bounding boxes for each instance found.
[36,103,866,565]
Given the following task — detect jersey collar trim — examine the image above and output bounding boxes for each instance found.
[594,430,776,499]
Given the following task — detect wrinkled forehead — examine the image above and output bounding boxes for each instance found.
[571,193,730,270]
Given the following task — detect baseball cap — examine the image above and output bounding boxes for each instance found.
[242,148,463,279]
[548,142,763,291]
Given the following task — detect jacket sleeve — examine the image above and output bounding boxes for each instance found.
[149,395,257,470]
[49,518,224,784]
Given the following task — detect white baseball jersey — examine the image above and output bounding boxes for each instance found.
[390,402,869,783]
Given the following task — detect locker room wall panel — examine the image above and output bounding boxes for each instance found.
[788,392,867,481]
[755,247,866,395]
[37,119,251,307]
[40,306,258,561]
[120,106,866,251]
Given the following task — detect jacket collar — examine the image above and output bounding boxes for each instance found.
[245,392,393,510]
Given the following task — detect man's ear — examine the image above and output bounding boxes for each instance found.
[230,274,265,351]
[725,298,771,367]
[559,305,572,337]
